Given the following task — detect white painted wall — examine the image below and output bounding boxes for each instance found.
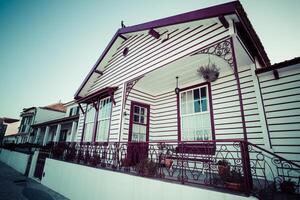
[42,158,257,200]
[0,148,30,174]
[28,150,39,179]
[35,108,65,124]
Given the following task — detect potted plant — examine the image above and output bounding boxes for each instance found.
[197,63,220,82]
[225,168,243,191]
[217,159,230,180]
[158,144,174,169]
[280,179,296,194]
[136,159,158,177]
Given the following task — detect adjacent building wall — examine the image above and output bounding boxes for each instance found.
[258,62,300,164]
[35,108,65,124]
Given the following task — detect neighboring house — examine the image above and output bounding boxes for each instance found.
[18,103,66,143]
[31,101,79,146]
[0,117,20,144]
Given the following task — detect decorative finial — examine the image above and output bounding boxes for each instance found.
[121,20,126,28]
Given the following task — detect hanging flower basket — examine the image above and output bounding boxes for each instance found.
[197,63,220,82]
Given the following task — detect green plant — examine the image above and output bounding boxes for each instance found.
[280,179,296,194]
[136,159,158,177]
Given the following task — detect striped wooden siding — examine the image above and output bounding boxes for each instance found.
[122,89,177,142]
[151,91,178,141]
[258,63,300,164]
[211,64,265,145]
[88,22,229,94]
[211,65,244,140]
[109,84,124,141]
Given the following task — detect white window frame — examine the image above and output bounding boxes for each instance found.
[179,84,212,141]
[96,96,112,142]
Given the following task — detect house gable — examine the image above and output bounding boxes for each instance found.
[74,1,270,99]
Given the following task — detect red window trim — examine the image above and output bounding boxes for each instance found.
[81,95,114,143]
[128,101,150,142]
[176,81,216,155]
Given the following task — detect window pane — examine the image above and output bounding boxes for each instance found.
[181,92,186,103]
[201,98,207,112]
[140,108,145,115]
[200,87,207,98]
[193,89,200,100]
[194,100,200,113]
[134,106,140,114]
[140,116,145,124]
[181,102,186,115]
[133,114,139,123]
[96,120,109,142]
[186,90,193,114]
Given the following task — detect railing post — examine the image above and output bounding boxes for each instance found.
[240,141,253,196]
[181,141,184,184]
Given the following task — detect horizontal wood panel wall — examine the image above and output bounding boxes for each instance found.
[258,63,300,164]
[88,22,229,94]
[77,21,230,142]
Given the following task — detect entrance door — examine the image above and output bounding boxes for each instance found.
[128,101,150,165]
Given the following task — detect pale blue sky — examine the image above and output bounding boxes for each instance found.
[0,0,299,118]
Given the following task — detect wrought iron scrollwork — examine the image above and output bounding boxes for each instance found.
[191,39,234,68]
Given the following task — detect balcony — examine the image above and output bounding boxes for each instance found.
[40,140,300,199]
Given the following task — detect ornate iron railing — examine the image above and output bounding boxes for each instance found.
[43,140,300,199]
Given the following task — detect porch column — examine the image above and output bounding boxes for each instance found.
[70,121,78,142]
[34,128,41,144]
[54,124,61,142]
[251,60,272,150]
[42,126,50,146]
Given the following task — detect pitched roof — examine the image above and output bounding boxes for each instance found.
[0,117,19,124]
[256,57,300,74]
[42,103,66,113]
[75,1,270,98]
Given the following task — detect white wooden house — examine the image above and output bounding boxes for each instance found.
[74,1,271,150]
[36,2,300,199]
[17,104,66,143]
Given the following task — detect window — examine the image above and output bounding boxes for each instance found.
[180,85,212,141]
[96,97,112,142]
[69,106,79,117]
[132,105,147,142]
[84,104,96,141]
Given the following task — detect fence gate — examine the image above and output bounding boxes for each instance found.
[34,150,51,179]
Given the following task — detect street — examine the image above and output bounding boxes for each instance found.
[0,161,68,200]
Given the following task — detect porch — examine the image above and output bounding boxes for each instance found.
[31,115,79,146]
[43,140,300,199]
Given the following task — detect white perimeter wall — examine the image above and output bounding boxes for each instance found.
[0,148,30,174]
[42,158,257,200]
